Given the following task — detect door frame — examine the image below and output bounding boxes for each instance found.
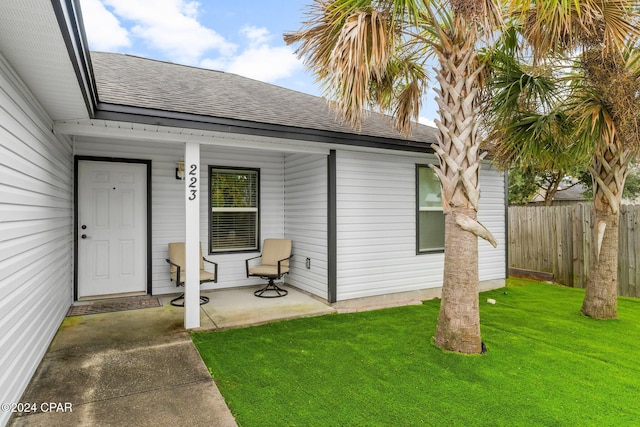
[74,156,153,300]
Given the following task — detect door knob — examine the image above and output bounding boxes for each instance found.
[81,225,87,230]
[81,234,88,239]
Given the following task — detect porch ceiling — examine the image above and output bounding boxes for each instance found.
[54,119,332,155]
[0,0,90,121]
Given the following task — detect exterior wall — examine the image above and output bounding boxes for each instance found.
[335,150,505,301]
[284,153,328,298]
[335,150,442,301]
[478,163,507,281]
[74,137,286,294]
[0,55,73,426]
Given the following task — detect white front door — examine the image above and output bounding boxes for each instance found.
[77,160,147,299]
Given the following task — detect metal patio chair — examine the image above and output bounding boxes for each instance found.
[245,238,293,298]
[166,242,217,307]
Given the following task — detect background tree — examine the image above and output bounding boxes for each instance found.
[507,166,539,204]
[486,4,640,318]
[507,165,588,205]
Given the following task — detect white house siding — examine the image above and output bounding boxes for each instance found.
[73,137,286,294]
[284,153,328,298]
[335,150,505,301]
[0,56,73,426]
[478,164,507,281]
[335,150,442,301]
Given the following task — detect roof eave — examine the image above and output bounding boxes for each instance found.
[52,0,99,117]
[94,102,435,154]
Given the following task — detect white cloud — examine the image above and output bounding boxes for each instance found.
[80,2,301,85]
[419,116,436,128]
[201,26,302,83]
[241,25,271,45]
[80,0,130,51]
[99,0,236,64]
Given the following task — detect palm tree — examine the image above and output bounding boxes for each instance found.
[285,0,638,353]
[486,4,639,319]
[285,0,501,354]
[575,47,640,318]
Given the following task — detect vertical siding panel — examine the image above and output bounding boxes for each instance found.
[284,153,328,298]
[0,55,73,427]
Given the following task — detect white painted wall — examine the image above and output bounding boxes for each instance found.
[0,54,73,426]
[284,153,328,298]
[335,150,505,301]
[73,137,286,294]
[478,163,507,281]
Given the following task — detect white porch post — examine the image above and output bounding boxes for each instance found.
[184,142,201,329]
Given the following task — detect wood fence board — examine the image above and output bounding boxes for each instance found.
[509,203,638,298]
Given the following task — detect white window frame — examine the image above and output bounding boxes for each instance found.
[416,165,445,254]
[209,167,260,253]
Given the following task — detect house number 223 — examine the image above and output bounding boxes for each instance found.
[188,164,198,201]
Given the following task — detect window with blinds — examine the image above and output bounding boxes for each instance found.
[209,167,259,253]
[416,165,445,253]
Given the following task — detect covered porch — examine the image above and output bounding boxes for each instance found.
[61,118,332,329]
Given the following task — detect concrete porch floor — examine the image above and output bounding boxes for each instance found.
[9,285,336,427]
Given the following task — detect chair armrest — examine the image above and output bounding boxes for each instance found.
[245,255,262,277]
[202,257,218,283]
[277,254,293,276]
[166,258,182,286]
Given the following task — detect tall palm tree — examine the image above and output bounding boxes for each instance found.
[575,46,640,318]
[285,0,638,353]
[285,0,502,354]
[487,4,640,319]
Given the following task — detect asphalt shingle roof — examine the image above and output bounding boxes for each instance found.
[90,51,437,148]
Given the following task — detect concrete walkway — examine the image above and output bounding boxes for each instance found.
[9,286,335,426]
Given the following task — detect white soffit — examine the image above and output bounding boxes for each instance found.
[54,119,332,155]
[0,0,89,121]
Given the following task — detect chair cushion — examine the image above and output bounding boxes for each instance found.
[176,269,216,284]
[249,265,290,278]
[260,239,292,266]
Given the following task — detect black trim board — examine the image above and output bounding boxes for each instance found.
[327,150,337,303]
[504,170,510,279]
[73,156,153,300]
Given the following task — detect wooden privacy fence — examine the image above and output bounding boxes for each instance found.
[509,203,640,298]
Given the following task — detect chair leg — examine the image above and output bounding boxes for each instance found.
[254,278,288,298]
[170,293,210,307]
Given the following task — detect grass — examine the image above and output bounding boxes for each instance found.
[191,279,640,426]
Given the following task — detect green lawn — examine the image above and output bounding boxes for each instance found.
[191,279,640,426]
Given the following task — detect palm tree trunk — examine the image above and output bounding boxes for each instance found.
[581,144,631,318]
[435,207,481,353]
[431,19,495,354]
[582,205,619,318]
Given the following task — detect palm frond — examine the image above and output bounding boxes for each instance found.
[285,0,435,132]
[326,9,394,126]
[511,0,640,61]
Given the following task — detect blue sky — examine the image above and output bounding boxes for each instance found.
[79,0,437,125]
